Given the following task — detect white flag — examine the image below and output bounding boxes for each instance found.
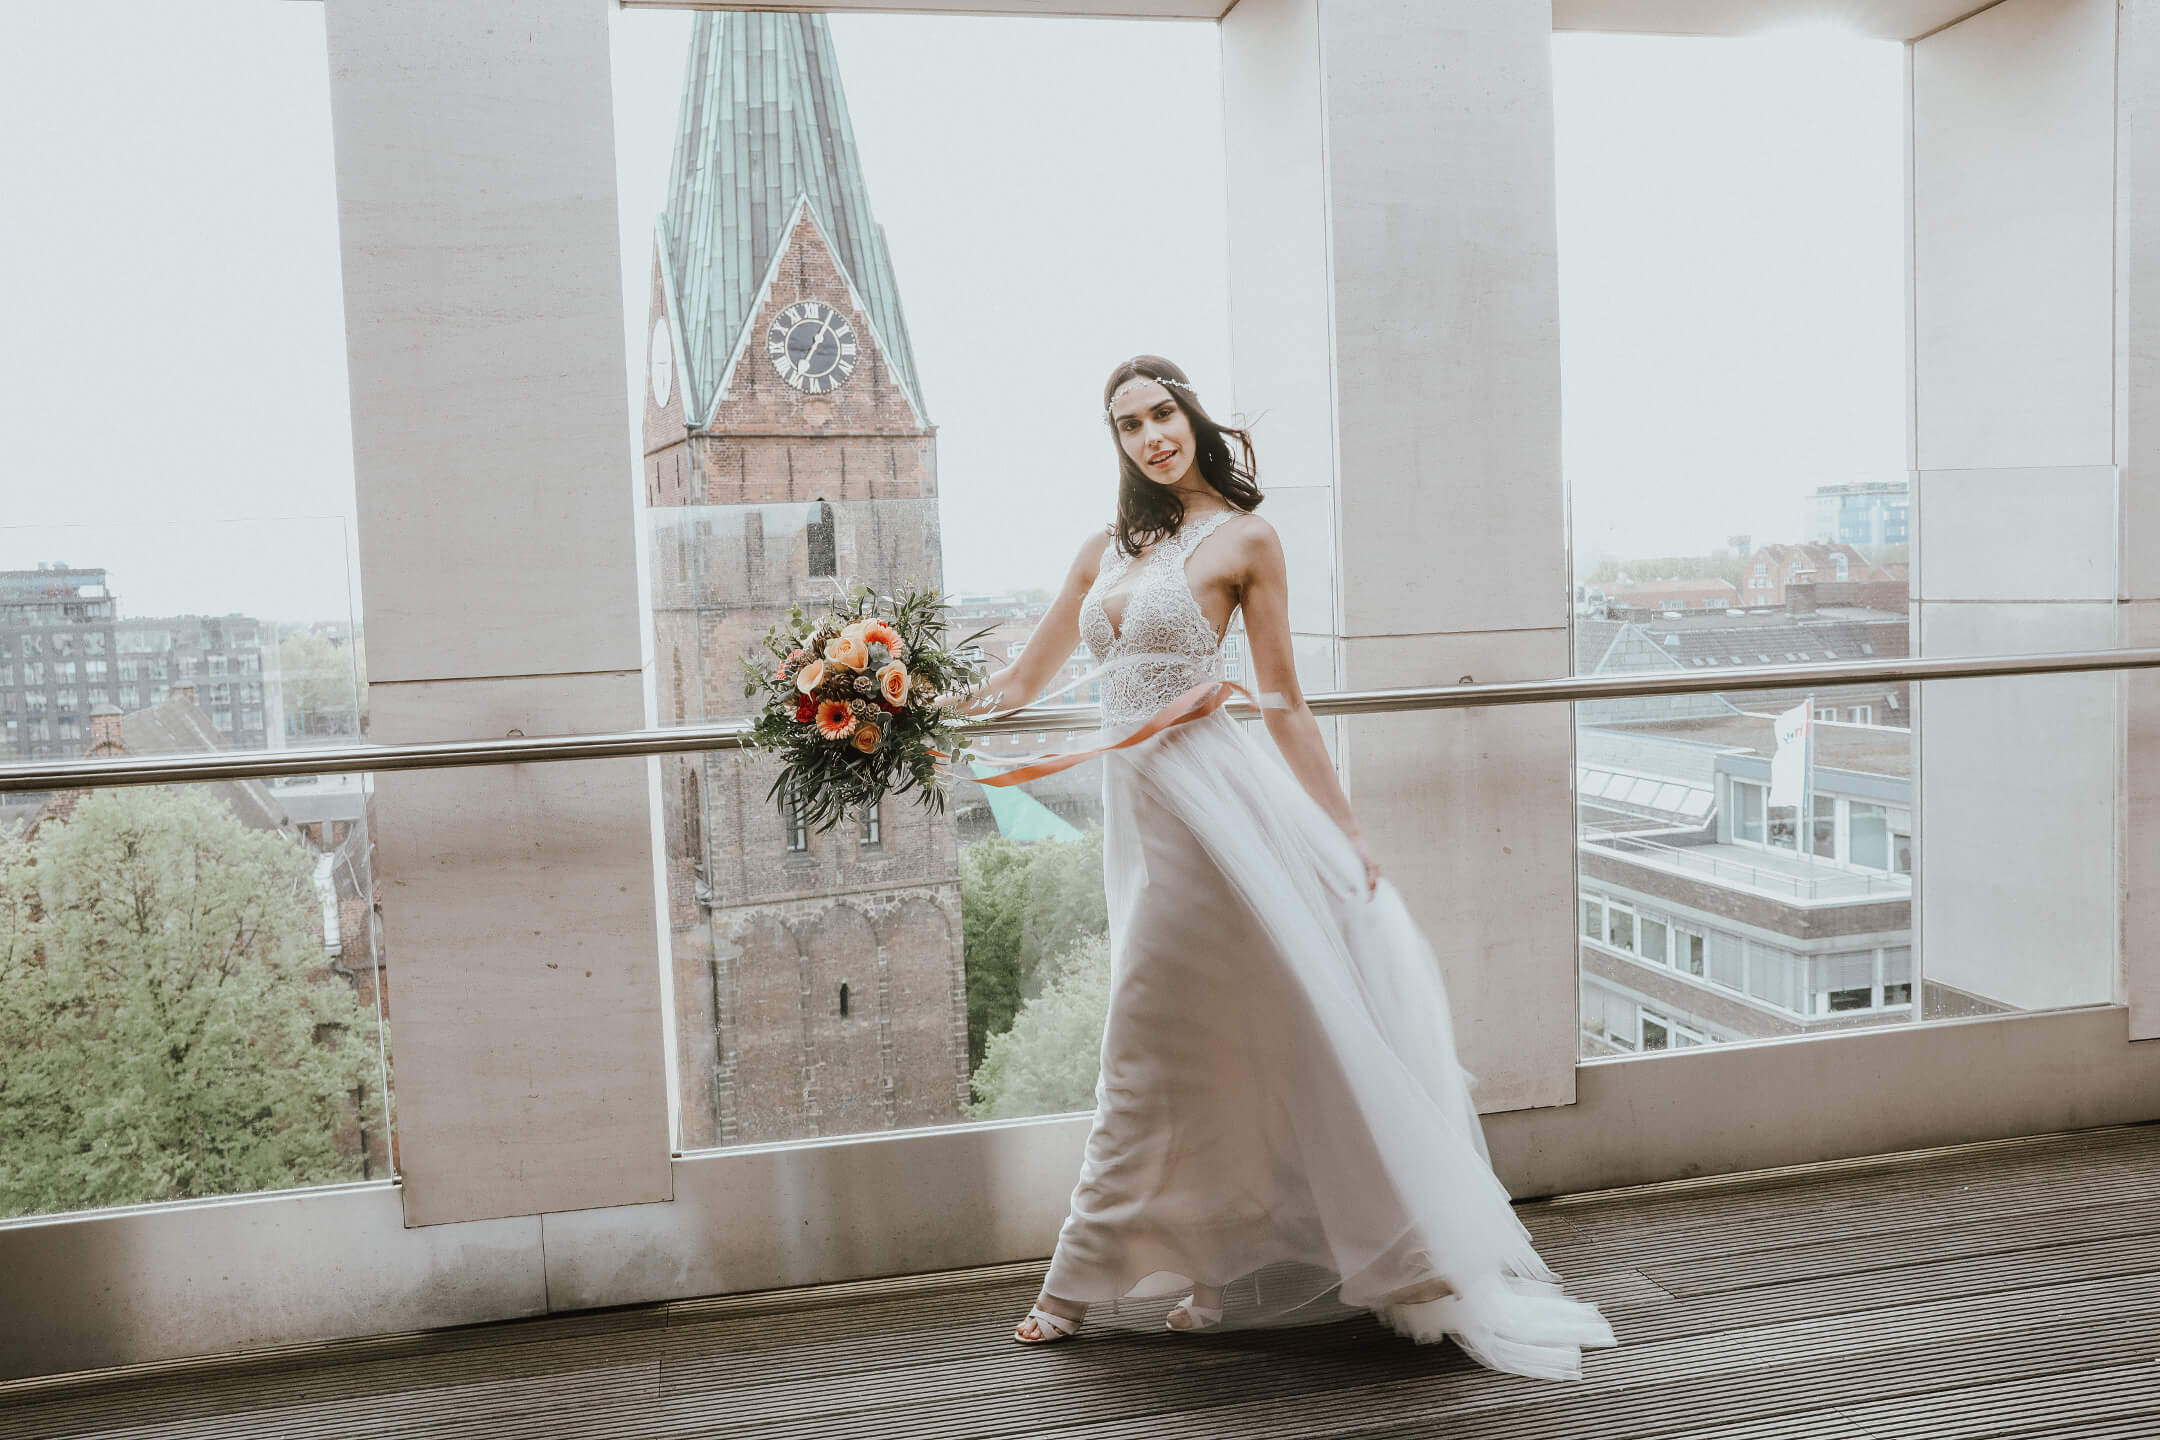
[1769,698,1812,808]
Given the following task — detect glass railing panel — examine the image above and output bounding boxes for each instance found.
[0,770,391,1221]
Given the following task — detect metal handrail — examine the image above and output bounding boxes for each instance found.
[1,645,2155,794]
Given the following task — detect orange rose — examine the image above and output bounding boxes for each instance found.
[794,659,827,696]
[851,720,883,753]
[824,632,869,671]
[877,660,910,708]
[815,699,857,739]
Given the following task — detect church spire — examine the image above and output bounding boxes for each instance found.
[659,11,926,428]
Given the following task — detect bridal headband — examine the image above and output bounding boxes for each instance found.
[1106,373,1196,419]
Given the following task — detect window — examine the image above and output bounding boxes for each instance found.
[1639,913,1669,966]
[1674,926,1705,977]
[1754,562,1768,577]
[1767,801,1798,852]
[858,803,881,849]
[1748,942,1806,1014]
[1850,801,1889,870]
[1814,705,1837,722]
[1735,780,1764,843]
[1605,901,1634,953]
[785,798,809,853]
[1641,1010,1671,1051]
[1707,930,1743,990]
[806,499,836,577]
[1580,892,1603,940]
[1817,950,1877,1013]
[1882,945,1913,1005]
[1847,705,1872,724]
[1833,553,1849,580]
[1811,793,1836,859]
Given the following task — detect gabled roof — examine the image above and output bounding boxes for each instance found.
[659,11,926,426]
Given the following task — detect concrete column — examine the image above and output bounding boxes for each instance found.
[1910,0,2123,1020]
[2122,0,2160,1041]
[1221,0,1576,1110]
[324,0,672,1223]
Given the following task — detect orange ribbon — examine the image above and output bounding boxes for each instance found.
[970,678,1256,787]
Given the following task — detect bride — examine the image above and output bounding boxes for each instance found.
[945,355,1618,1381]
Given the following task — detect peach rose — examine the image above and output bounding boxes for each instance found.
[851,720,883,753]
[815,699,857,740]
[794,659,827,696]
[877,660,910,708]
[824,632,869,671]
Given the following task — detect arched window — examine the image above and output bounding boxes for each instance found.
[807,499,836,577]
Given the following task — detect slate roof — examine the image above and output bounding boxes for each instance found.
[659,11,926,427]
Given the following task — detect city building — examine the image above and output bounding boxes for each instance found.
[0,564,118,762]
[1807,479,1910,547]
[1740,541,1904,607]
[640,11,969,1147]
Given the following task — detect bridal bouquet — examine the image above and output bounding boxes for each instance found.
[739,581,994,832]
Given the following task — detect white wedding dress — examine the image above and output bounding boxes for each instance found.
[1013,506,1618,1381]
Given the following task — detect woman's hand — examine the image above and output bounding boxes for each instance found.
[1348,827,1382,899]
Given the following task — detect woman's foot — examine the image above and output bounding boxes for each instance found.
[1013,1294,1087,1345]
[1388,1278,1456,1305]
[1166,1284,1224,1332]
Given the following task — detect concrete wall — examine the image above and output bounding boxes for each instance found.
[1221,0,1578,1114]
[1910,0,2123,1016]
[324,0,671,1225]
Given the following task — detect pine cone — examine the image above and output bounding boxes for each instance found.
[852,673,879,699]
[849,698,872,719]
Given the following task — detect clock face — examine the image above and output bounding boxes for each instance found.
[766,299,858,394]
[649,318,673,409]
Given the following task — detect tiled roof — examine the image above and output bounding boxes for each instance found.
[660,12,926,427]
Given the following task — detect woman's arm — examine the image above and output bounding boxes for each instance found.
[1236,517,1384,897]
[947,528,1113,716]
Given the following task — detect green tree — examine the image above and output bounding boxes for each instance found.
[278,630,367,737]
[968,932,1111,1121]
[959,825,1106,1075]
[0,788,381,1218]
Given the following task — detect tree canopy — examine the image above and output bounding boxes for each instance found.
[967,931,1110,1121]
[0,788,382,1218]
[959,825,1106,1078]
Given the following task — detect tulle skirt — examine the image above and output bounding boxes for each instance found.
[1033,705,1618,1381]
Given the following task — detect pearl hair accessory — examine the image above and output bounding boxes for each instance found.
[1106,373,1196,420]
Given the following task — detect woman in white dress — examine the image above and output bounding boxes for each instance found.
[948,356,1618,1381]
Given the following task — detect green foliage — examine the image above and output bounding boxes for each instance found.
[277,630,367,734]
[0,789,381,1219]
[738,578,994,834]
[968,932,1111,1121]
[959,826,1106,1076]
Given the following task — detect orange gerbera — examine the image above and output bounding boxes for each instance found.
[851,720,883,753]
[860,620,902,652]
[815,700,857,740]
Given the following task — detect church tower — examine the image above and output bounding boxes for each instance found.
[642,12,967,1147]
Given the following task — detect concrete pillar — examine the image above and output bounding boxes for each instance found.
[2123,0,2160,1041]
[1910,0,2122,1020]
[324,0,672,1223]
[1221,0,1576,1110]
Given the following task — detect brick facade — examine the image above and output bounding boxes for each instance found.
[646,204,969,1149]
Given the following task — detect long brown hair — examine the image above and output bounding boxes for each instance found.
[1101,355,1262,557]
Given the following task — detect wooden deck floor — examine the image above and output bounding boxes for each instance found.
[6,1121,2159,1439]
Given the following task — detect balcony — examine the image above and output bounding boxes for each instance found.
[6,0,2160,1426]
[4,1121,2154,1437]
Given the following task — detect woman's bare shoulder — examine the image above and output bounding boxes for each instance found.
[1069,522,1118,581]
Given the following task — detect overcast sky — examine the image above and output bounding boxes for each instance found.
[0,4,1902,624]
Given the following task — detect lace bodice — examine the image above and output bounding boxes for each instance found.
[1078,507,1242,724]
